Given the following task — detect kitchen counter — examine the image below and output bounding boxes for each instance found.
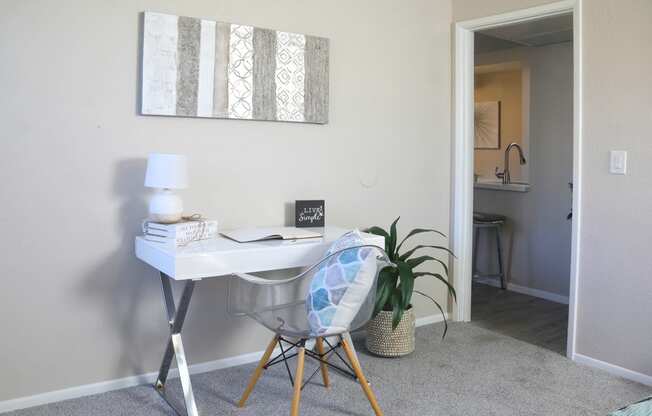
[474,179,530,192]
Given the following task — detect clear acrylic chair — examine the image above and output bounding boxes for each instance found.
[228,245,392,416]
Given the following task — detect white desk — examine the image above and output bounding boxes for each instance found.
[135,226,384,416]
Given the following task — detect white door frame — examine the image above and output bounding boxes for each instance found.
[451,0,582,359]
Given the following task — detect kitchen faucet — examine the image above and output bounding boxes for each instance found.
[495,142,527,184]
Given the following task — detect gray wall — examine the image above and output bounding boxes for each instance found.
[0,0,452,401]
[474,43,574,299]
[455,0,652,379]
[576,0,652,377]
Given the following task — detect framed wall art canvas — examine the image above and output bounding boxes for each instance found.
[474,101,501,149]
[141,12,329,124]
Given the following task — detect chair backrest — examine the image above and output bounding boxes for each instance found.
[227,244,392,338]
[306,244,391,336]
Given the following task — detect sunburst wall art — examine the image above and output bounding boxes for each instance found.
[474,101,501,149]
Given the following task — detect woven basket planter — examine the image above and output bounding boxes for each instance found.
[365,307,415,357]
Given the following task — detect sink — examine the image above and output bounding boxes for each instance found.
[474,179,530,192]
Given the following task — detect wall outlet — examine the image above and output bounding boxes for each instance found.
[609,150,627,175]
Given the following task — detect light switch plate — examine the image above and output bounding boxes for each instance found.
[610,150,627,175]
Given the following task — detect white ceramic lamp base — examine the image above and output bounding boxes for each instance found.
[149,189,183,224]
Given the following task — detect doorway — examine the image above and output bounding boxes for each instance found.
[451,0,582,359]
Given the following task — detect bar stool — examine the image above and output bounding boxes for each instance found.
[472,212,506,289]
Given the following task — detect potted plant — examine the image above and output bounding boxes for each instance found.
[365,217,456,357]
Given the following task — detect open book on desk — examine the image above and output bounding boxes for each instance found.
[220,227,323,243]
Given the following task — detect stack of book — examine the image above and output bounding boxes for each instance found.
[142,219,218,247]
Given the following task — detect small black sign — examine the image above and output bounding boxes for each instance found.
[295,200,325,227]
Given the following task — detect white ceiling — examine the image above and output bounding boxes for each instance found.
[475,13,573,53]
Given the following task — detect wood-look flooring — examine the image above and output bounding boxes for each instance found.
[471,282,569,355]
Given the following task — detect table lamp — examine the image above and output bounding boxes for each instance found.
[144,153,188,223]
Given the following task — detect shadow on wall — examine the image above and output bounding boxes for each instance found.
[80,158,159,378]
[284,202,294,226]
[77,159,303,382]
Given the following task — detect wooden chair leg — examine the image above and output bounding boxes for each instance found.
[315,337,330,388]
[290,346,306,416]
[341,337,384,416]
[238,335,279,408]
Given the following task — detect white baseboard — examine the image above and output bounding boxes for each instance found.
[475,277,569,304]
[0,347,271,413]
[415,312,449,327]
[1,313,448,413]
[573,353,652,387]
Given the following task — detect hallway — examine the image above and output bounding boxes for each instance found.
[471,282,569,355]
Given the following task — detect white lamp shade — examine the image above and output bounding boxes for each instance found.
[144,153,188,189]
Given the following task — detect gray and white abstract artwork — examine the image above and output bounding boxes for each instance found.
[141,12,329,123]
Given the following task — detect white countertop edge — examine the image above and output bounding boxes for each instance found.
[474,182,530,192]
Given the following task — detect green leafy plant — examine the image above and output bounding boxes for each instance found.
[367,217,456,337]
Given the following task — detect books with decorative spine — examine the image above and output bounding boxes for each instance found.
[142,219,218,246]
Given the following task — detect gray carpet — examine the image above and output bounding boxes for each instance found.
[6,323,651,416]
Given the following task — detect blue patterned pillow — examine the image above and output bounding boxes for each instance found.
[609,397,652,416]
[306,230,377,335]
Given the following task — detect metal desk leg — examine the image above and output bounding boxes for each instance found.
[154,273,199,416]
